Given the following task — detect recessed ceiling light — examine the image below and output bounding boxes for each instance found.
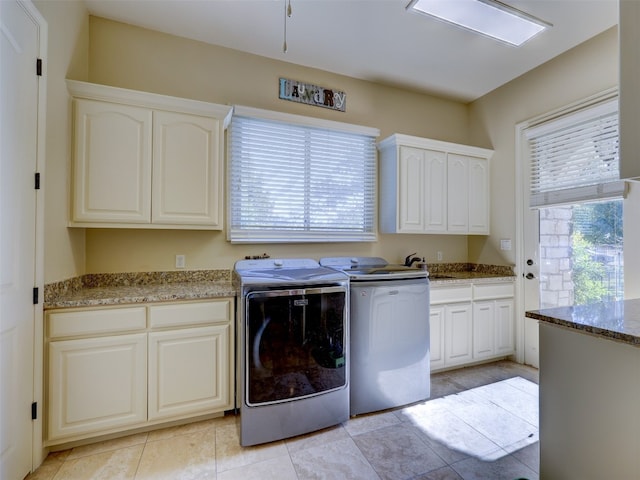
[407,0,552,47]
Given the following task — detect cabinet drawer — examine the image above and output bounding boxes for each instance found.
[48,307,146,339]
[473,283,515,300]
[430,285,472,304]
[149,299,231,328]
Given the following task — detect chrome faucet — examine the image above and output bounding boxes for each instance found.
[404,253,421,267]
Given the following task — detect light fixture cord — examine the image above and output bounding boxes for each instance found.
[283,0,292,53]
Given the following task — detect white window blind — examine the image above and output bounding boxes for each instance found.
[526,98,626,208]
[228,106,379,243]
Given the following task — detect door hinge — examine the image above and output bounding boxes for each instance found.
[36,58,42,76]
[33,287,39,305]
[31,402,37,420]
[35,172,40,190]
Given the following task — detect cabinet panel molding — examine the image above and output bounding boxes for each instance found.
[148,325,230,420]
[72,100,152,223]
[149,300,231,329]
[48,333,147,441]
[48,306,146,339]
[152,111,221,225]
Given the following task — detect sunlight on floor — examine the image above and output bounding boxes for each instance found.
[399,377,538,461]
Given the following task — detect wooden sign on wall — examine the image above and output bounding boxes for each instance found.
[279,78,346,112]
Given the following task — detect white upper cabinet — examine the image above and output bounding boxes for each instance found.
[152,111,220,225]
[379,134,493,235]
[619,0,640,180]
[73,100,152,223]
[67,81,232,229]
[396,146,447,233]
[467,156,490,233]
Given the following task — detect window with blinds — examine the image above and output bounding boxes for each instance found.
[526,97,626,208]
[228,106,379,243]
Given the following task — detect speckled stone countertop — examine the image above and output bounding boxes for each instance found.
[526,299,640,347]
[428,272,515,285]
[427,263,515,285]
[44,270,234,309]
[44,263,515,310]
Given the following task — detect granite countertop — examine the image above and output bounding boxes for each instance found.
[46,282,236,309]
[45,263,515,310]
[427,263,515,285]
[44,270,235,309]
[526,299,640,347]
[429,271,515,285]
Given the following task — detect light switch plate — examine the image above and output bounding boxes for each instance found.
[500,239,512,251]
[175,254,186,268]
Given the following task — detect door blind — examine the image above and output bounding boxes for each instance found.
[526,98,625,208]
[228,106,379,243]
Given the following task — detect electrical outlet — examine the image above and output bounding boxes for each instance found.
[437,251,443,261]
[175,254,186,269]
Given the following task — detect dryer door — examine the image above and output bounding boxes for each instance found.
[245,286,347,406]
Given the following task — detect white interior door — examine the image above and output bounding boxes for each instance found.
[0,1,43,477]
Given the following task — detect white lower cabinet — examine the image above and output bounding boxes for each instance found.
[430,285,473,370]
[48,332,147,441]
[472,283,515,360]
[444,303,473,366]
[431,282,514,372]
[429,306,445,370]
[148,324,229,420]
[494,299,515,355]
[45,299,233,446]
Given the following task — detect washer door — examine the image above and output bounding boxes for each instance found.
[245,286,347,406]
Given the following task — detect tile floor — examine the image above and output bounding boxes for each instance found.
[27,360,539,480]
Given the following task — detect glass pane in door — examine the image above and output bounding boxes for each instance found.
[539,199,623,308]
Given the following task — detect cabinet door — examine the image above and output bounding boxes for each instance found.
[444,303,473,366]
[48,333,147,441]
[398,146,425,232]
[423,149,447,232]
[447,154,469,232]
[152,111,222,226]
[468,157,489,234]
[473,301,495,359]
[494,299,515,355]
[429,305,445,370]
[398,147,446,233]
[72,99,152,223]
[148,324,230,420]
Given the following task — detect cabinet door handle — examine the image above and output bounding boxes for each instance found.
[525,273,535,280]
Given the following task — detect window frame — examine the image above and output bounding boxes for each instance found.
[227,106,380,244]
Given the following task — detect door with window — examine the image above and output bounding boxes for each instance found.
[519,92,624,368]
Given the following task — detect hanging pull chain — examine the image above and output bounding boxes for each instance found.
[283,0,292,53]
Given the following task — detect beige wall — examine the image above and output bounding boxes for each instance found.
[34,0,89,283]
[468,27,620,267]
[82,17,473,273]
[41,11,629,279]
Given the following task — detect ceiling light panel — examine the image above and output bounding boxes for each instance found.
[407,0,551,46]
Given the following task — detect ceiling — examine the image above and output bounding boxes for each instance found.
[83,0,618,103]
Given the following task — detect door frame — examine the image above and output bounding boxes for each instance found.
[24,0,47,470]
[514,87,619,367]
[514,122,527,365]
